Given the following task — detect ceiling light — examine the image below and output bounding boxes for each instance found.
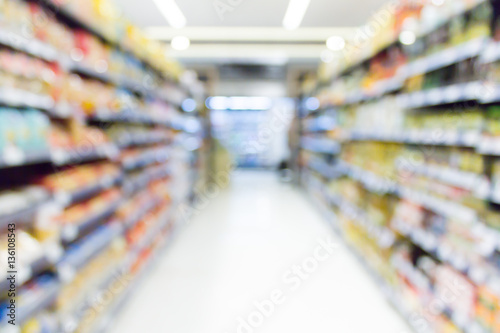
[326,36,345,51]
[171,36,190,50]
[283,0,311,30]
[399,31,416,45]
[431,0,445,6]
[152,0,187,29]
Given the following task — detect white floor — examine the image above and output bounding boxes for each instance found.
[110,171,410,333]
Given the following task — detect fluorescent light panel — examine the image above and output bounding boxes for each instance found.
[283,0,311,30]
[152,0,187,29]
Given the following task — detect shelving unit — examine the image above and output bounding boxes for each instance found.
[0,0,209,331]
[300,0,500,332]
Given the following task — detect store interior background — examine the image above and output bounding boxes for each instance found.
[3,0,500,332]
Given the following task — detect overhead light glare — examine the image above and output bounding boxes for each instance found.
[326,36,345,51]
[171,36,190,50]
[152,0,187,29]
[283,0,311,30]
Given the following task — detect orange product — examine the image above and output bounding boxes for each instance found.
[57,188,121,225]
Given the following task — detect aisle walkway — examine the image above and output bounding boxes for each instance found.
[110,171,410,333]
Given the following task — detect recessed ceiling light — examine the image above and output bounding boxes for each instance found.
[283,0,311,30]
[171,36,190,50]
[152,0,187,29]
[326,36,345,51]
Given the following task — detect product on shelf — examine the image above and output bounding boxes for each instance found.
[56,188,121,227]
[0,108,50,154]
[0,186,48,217]
[38,162,121,193]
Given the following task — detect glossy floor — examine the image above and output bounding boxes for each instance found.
[110,171,410,333]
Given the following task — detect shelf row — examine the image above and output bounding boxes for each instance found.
[0,86,199,131]
[0,28,181,106]
[323,80,493,109]
[304,188,437,333]
[305,159,500,254]
[0,126,200,170]
[319,34,500,109]
[0,178,170,297]
[0,200,176,332]
[305,130,500,157]
[305,178,499,333]
[327,0,487,81]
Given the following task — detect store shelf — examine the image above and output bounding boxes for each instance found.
[0,196,51,230]
[401,37,487,79]
[344,130,500,158]
[397,81,482,109]
[0,144,120,169]
[0,29,60,62]
[51,144,120,166]
[0,31,154,100]
[124,198,162,229]
[366,76,404,97]
[116,133,169,149]
[89,228,177,333]
[0,148,52,169]
[301,138,340,155]
[0,244,62,294]
[89,112,167,126]
[0,279,60,330]
[59,208,177,333]
[0,87,55,110]
[60,199,123,243]
[340,161,479,223]
[58,263,125,333]
[314,188,484,333]
[68,62,147,96]
[478,84,500,104]
[32,0,161,79]
[396,162,491,199]
[329,194,396,249]
[335,38,487,106]
[122,148,170,171]
[307,158,344,180]
[129,206,172,256]
[313,198,423,333]
[122,165,170,196]
[345,129,480,147]
[392,219,500,297]
[480,40,500,64]
[54,173,124,208]
[303,116,336,133]
[58,223,124,282]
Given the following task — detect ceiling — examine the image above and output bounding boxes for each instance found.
[111,0,391,96]
[115,0,389,28]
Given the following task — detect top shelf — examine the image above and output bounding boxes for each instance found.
[327,0,487,81]
[28,0,170,81]
[0,29,184,107]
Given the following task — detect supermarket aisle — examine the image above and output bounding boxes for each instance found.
[110,171,410,333]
